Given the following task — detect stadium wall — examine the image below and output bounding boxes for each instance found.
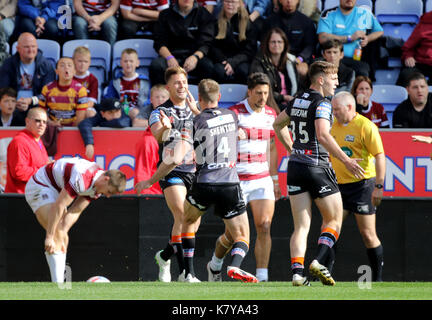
[0,195,430,282]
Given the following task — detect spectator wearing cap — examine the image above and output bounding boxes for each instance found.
[78,98,132,159]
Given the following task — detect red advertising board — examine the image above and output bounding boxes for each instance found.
[1,128,431,197]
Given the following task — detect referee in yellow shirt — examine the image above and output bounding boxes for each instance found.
[329,91,385,282]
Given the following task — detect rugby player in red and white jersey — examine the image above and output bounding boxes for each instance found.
[206,73,280,282]
[25,157,126,283]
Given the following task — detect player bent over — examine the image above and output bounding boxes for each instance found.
[25,157,126,282]
[136,79,258,283]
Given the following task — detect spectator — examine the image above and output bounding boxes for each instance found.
[149,0,216,85]
[73,0,120,45]
[72,46,99,118]
[321,39,355,94]
[103,48,150,120]
[317,0,383,80]
[134,84,169,196]
[15,0,65,39]
[5,106,49,193]
[0,87,25,126]
[250,28,298,111]
[0,0,17,43]
[351,75,389,128]
[132,83,169,128]
[209,0,257,85]
[393,72,432,128]
[262,0,316,81]
[397,11,432,87]
[39,57,88,127]
[78,98,131,159]
[118,0,169,39]
[0,32,56,114]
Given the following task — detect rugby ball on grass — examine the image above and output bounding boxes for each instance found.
[87,276,111,283]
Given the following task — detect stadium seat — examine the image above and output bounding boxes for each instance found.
[427,0,432,13]
[375,0,423,24]
[374,68,400,85]
[316,0,322,11]
[429,86,432,92]
[63,39,111,86]
[12,39,60,68]
[219,84,248,108]
[188,84,198,101]
[112,39,158,79]
[322,0,372,11]
[382,23,415,41]
[370,84,407,113]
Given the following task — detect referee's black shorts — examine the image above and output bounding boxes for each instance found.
[287,161,339,199]
[186,183,246,220]
[339,178,376,215]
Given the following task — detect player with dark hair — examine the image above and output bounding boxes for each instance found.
[25,157,126,282]
[136,78,258,283]
[273,60,364,286]
[135,66,201,283]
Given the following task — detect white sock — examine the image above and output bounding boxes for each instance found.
[45,251,66,283]
[256,268,268,282]
[209,253,224,272]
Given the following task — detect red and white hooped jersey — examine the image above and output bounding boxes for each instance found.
[229,99,277,181]
[32,157,105,199]
[82,0,112,12]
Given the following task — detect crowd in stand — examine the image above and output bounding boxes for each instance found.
[0,0,431,154]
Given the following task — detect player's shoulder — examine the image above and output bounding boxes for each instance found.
[228,101,248,114]
[264,105,277,117]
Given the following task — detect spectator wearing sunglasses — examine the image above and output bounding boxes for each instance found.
[5,107,49,193]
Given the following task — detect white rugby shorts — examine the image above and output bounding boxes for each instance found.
[25,176,59,213]
[239,176,275,204]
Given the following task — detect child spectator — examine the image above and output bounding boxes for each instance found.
[72,46,99,118]
[104,48,150,120]
[39,57,88,126]
[78,98,132,159]
[133,84,169,195]
[321,39,355,94]
[0,87,25,127]
[351,75,389,128]
[133,84,169,128]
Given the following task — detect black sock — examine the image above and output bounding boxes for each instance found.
[182,235,196,276]
[229,241,249,268]
[160,242,174,261]
[367,245,384,281]
[324,243,337,274]
[172,242,184,274]
[315,229,338,265]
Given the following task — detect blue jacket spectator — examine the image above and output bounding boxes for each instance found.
[16,0,65,39]
[0,33,56,112]
[317,1,384,80]
[78,98,132,159]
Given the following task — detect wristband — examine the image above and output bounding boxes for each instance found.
[193,54,200,61]
[271,175,279,181]
[347,35,352,43]
[297,56,303,63]
[165,55,174,61]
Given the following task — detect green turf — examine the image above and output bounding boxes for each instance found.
[0,281,431,300]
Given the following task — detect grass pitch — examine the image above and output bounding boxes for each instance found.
[0,281,431,300]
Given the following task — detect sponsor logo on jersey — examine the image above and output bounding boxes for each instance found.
[206,114,235,128]
[344,134,355,142]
